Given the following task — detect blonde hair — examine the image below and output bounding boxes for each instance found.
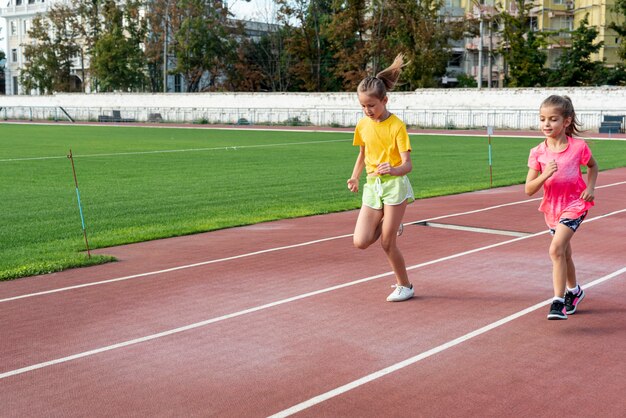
[541,95,582,137]
[357,54,406,100]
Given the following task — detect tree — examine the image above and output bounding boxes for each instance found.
[20,4,82,94]
[378,0,463,89]
[547,15,603,86]
[89,0,148,92]
[225,24,295,91]
[169,0,237,92]
[324,0,369,90]
[498,0,548,87]
[609,0,626,61]
[145,0,169,93]
[276,0,340,92]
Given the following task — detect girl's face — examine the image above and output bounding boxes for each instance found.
[540,105,571,141]
[358,92,388,122]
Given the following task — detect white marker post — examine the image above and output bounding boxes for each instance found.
[487,126,493,188]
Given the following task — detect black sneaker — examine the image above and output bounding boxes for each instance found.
[547,300,567,320]
[564,288,585,314]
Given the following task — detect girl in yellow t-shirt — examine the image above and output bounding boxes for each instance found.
[347,53,415,302]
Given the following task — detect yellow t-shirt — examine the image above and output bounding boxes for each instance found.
[353,114,411,174]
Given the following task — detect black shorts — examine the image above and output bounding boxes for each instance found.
[549,211,588,236]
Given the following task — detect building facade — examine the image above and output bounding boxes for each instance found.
[2,0,53,95]
[2,0,625,95]
[452,0,625,88]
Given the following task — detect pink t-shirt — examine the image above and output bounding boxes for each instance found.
[527,137,594,229]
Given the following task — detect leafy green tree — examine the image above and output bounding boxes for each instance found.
[170,0,237,92]
[547,15,602,86]
[226,24,295,91]
[324,0,369,90]
[144,0,173,92]
[90,0,148,92]
[276,0,340,92]
[20,4,82,94]
[609,0,626,61]
[498,0,548,87]
[456,72,478,88]
[378,0,463,89]
[591,63,626,85]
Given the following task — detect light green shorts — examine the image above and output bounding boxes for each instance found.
[362,175,415,210]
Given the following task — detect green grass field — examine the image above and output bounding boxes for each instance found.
[1,123,625,281]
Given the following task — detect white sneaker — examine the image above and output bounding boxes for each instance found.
[386,284,414,302]
[397,223,404,236]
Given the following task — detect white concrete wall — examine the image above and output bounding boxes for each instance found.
[1,87,625,129]
[2,87,626,110]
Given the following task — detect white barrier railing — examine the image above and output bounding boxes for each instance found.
[1,105,623,131]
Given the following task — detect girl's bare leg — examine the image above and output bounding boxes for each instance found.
[353,205,384,250]
[565,241,577,289]
[380,201,410,287]
[549,224,576,298]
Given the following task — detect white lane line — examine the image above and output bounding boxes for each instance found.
[1,209,623,380]
[268,266,626,418]
[0,139,351,162]
[0,197,542,303]
[417,222,530,237]
[2,182,624,304]
[0,234,353,303]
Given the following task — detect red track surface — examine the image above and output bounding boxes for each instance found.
[1,168,625,417]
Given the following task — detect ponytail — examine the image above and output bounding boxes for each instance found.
[357,53,407,100]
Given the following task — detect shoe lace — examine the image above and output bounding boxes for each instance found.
[390,284,411,294]
[390,284,403,294]
[564,292,574,305]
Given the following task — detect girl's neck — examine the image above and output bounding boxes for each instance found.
[376,110,391,123]
[545,135,569,151]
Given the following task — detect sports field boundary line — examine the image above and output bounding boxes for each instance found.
[2,121,625,141]
[0,138,351,163]
[1,208,623,380]
[1,181,624,304]
[267,265,626,418]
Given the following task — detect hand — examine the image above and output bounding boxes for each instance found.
[543,159,558,179]
[376,162,393,176]
[347,178,359,193]
[580,187,595,202]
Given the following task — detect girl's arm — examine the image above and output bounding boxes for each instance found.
[580,156,599,201]
[347,146,365,193]
[525,160,557,196]
[377,151,412,176]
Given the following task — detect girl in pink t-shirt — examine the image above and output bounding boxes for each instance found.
[525,95,598,320]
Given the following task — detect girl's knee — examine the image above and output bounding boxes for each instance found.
[549,243,567,260]
[353,236,371,250]
[380,237,396,253]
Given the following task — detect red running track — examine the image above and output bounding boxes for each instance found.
[1,168,625,417]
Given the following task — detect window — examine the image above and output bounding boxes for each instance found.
[448,52,463,68]
[16,0,23,5]
[553,16,572,31]
[174,74,182,92]
[10,21,17,36]
[13,76,19,95]
[11,49,18,62]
